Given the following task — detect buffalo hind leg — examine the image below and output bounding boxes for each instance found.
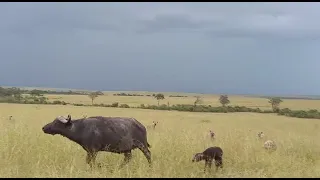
[134,140,152,167]
[138,146,152,167]
[86,151,98,168]
[119,151,132,168]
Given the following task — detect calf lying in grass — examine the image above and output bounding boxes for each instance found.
[192,146,223,172]
[264,140,277,151]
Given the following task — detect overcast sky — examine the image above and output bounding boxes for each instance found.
[0,2,319,95]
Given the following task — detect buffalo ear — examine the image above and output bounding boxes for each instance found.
[65,115,72,125]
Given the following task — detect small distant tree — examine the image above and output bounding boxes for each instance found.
[219,95,230,107]
[194,96,203,108]
[95,91,104,95]
[268,97,283,112]
[88,92,100,105]
[14,93,22,102]
[9,87,22,102]
[39,96,48,104]
[154,93,165,106]
[30,89,42,97]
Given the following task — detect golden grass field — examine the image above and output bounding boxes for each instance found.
[47,91,320,111]
[0,91,320,178]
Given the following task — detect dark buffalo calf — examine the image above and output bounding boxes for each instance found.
[192,146,223,172]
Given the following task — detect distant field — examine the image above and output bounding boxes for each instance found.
[46,93,320,111]
[0,103,319,178]
[4,86,320,110]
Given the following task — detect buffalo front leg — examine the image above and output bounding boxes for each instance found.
[86,152,98,168]
[204,161,208,173]
[204,159,213,173]
[207,161,212,169]
[215,158,223,170]
[119,151,132,168]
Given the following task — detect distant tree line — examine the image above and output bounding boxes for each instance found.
[259,95,320,100]
[0,87,51,104]
[73,94,320,120]
[0,87,103,96]
[0,86,103,105]
[1,87,319,120]
[112,93,188,98]
[169,95,188,97]
[113,93,145,97]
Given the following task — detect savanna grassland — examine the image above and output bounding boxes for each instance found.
[0,91,320,178]
[46,91,320,111]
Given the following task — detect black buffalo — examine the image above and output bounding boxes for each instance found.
[42,115,152,168]
[192,146,223,172]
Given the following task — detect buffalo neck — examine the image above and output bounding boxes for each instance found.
[58,120,84,145]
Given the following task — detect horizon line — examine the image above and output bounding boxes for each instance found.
[1,84,320,98]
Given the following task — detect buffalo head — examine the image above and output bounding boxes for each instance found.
[42,115,72,135]
[192,153,204,162]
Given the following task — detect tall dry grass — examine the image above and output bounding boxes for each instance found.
[0,103,319,178]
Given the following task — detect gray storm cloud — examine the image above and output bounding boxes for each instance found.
[0,2,319,95]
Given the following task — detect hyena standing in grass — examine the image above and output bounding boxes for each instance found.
[147,121,159,130]
[209,130,215,140]
[257,131,265,139]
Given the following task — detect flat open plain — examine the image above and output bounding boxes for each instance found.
[0,92,319,178]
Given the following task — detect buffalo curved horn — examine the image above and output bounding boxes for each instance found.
[57,116,69,123]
